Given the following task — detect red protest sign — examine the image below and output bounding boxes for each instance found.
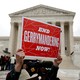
[21,18,61,58]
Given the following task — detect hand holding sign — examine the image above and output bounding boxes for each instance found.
[22,18,61,58]
[15,49,25,72]
[16,49,25,64]
[54,55,62,66]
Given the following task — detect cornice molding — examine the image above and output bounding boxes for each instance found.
[9,4,75,18]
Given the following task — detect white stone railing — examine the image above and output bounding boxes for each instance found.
[74,44,80,53]
[72,44,80,68]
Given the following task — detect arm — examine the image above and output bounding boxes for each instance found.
[49,55,62,79]
[6,62,23,80]
[6,49,25,80]
[6,68,21,80]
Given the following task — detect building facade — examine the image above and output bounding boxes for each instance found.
[0,36,9,56]
[9,4,75,57]
[0,36,80,67]
[2,4,80,67]
[73,37,80,67]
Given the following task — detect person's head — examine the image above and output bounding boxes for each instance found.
[12,55,14,57]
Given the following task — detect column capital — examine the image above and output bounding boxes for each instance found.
[60,22,64,31]
[18,22,22,24]
[60,22,64,25]
[10,22,22,24]
[69,21,73,23]
[60,21,65,23]
[69,21,73,25]
[10,22,14,25]
[52,22,55,25]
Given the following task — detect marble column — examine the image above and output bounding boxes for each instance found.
[52,22,55,25]
[60,22,65,55]
[69,21,74,54]
[17,22,22,50]
[9,22,15,56]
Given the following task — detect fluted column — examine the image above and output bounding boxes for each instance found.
[52,22,55,25]
[60,22,65,55]
[17,23,22,50]
[9,22,15,56]
[69,21,74,54]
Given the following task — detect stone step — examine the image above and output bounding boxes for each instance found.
[58,69,80,80]
[0,71,9,75]
[0,69,80,80]
[0,55,80,80]
[57,55,80,80]
[60,55,80,69]
[0,71,9,80]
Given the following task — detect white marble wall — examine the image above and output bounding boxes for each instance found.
[0,37,9,55]
[72,37,80,68]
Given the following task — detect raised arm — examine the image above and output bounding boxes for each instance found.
[49,55,62,80]
[6,49,25,80]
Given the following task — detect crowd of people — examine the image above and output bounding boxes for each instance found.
[0,55,10,70]
[0,54,15,71]
[6,49,62,80]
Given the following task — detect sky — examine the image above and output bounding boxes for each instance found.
[0,0,80,37]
